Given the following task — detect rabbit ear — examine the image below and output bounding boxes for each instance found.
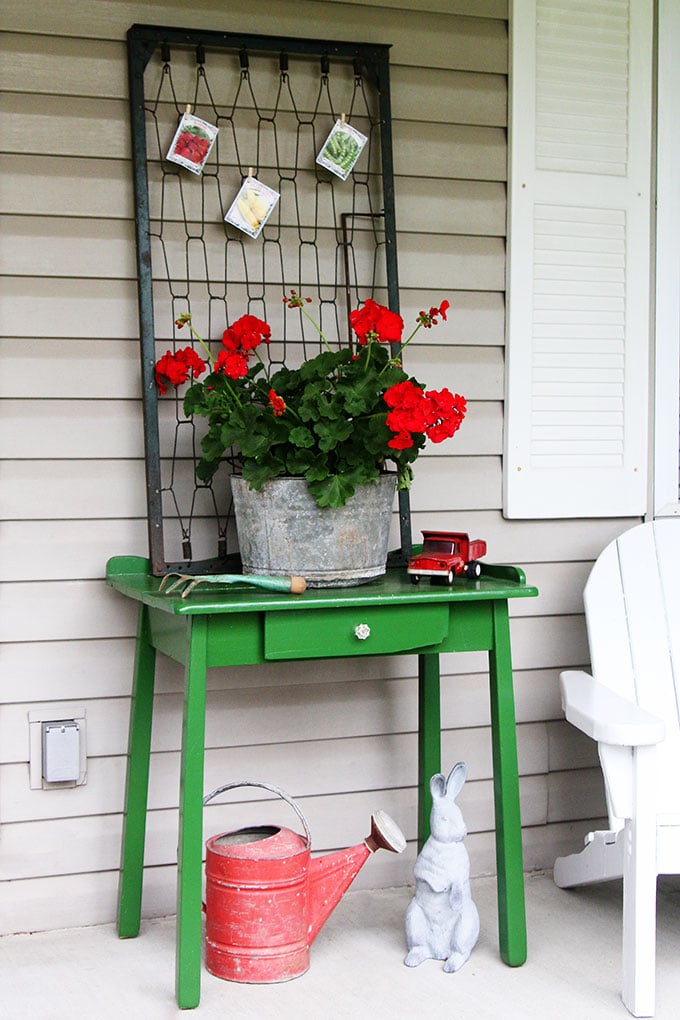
[429,773,446,799]
[445,761,467,799]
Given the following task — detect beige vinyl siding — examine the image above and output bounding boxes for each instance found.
[0,0,623,934]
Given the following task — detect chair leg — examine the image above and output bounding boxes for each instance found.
[621,745,657,1019]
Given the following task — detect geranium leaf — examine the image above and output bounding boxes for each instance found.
[307,473,357,508]
[289,425,315,448]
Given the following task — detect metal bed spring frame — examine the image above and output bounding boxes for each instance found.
[127,23,411,576]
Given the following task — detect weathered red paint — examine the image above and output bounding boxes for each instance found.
[205,824,372,983]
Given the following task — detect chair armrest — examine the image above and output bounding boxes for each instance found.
[560,670,665,746]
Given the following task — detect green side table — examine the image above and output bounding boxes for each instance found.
[107,555,538,1007]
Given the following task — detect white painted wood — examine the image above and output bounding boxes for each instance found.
[505,0,653,517]
[653,0,680,518]
[555,519,680,1016]
[560,671,665,747]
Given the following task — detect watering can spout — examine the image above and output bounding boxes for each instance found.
[307,810,406,944]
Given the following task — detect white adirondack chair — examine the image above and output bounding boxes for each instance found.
[553,519,680,1017]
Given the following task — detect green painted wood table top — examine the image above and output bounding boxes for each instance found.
[106,554,538,1008]
[107,555,536,614]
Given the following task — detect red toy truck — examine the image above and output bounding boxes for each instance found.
[407,531,487,584]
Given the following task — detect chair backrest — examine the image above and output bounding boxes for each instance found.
[584,519,680,817]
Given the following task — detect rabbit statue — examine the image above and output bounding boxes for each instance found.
[404,762,480,972]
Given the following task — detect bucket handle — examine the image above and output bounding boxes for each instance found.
[203,780,312,845]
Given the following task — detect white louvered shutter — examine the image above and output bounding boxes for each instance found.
[504,0,653,518]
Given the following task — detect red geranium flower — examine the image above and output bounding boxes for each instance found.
[350,298,404,345]
[215,349,249,379]
[223,314,271,352]
[268,389,286,416]
[155,347,206,394]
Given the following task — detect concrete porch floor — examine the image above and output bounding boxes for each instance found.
[3,873,680,1020]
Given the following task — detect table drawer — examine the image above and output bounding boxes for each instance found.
[264,602,449,660]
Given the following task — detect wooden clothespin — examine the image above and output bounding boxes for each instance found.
[340,112,346,124]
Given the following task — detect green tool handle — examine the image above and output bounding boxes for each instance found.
[229,573,307,594]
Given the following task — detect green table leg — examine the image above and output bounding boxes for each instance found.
[489,600,527,966]
[417,653,442,850]
[118,604,156,938]
[175,615,209,1010]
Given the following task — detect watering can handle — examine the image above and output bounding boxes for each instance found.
[203,779,312,844]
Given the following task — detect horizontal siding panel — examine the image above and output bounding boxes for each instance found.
[0,628,569,731]
[391,67,507,126]
[410,511,634,564]
[0,340,138,397]
[2,819,597,937]
[396,178,506,236]
[1,150,509,242]
[0,32,507,124]
[499,560,590,616]
[547,767,606,823]
[394,121,507,182]
[0,579,136,643]
[0,519,149,582]
[0,5,508,74]
[399,236,505,291]
[410,455,502,511]
[0,720,548,826]
[3,220,504,295]
[0,278,140,339]
[0,155,132,218]
[0,667,570,765]
[408,345,504,400]
[0,400,143,459]
[2,216,137,280]
[5,93,130,159]
[1,772,546,883]
[547,719,600,772]
[0,452,494,521]
[2,154,506,239]
[0,34,125,100]
[0,665,554,762]
[0,460,147,520]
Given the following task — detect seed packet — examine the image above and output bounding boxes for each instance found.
[316,119,368,180]
[166,112,219,175]
[225,177,280,239]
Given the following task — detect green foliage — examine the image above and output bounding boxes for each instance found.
[183,341,423,508]
[160,298,463,509]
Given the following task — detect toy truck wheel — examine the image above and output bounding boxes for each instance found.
[447,569,454,583]
[465,561,481,579]
[410,574,420,585]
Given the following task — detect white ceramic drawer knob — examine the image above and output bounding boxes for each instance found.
[354,623,371,640]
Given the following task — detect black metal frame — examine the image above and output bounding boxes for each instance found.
[127,23,410,575]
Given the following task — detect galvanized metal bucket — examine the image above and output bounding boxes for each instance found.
[230,473,397,587]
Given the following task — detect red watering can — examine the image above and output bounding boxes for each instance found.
[203,780,406,983]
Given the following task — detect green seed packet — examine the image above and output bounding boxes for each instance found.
[316,119,368,181]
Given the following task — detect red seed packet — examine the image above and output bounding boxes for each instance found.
[166,112,219,175]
